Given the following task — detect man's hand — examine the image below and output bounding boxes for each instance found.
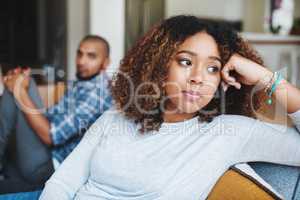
[4,67,52,145]
[3,68,31,95]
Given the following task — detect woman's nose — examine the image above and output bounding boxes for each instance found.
[188,67,203,85]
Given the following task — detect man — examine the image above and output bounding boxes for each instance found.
[0,35,112,193]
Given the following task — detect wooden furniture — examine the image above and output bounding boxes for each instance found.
[207,169,278,200]
[37,82,65,108]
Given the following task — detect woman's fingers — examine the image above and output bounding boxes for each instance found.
[221,80,241,91]
[221,63,241,90]
[228,80,241,89]
[221,68,230,81]
[221,81,229,92]
[223,80,241,90]
[221,61,236,81]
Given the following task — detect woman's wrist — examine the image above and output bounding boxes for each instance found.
[260,70,287,105]
[257,69,274,88]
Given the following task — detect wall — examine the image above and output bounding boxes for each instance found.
[45,0,67,76]
[165,0,300,32]
[296,0,300,18]
[165,0,244,21]
[66,0,89,80]
[89,0,125,76]
[243,0,267,32]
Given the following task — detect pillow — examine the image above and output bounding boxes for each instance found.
[207,169,282,200]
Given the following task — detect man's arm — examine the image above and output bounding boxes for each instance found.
[48,84,111,146]
[3,68,52,146]
[15,87,52,145]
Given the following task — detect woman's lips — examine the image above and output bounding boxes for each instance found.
[182,90,201,101]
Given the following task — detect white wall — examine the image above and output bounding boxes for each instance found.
[243,0,268,32]
[165,0,244,21]
[296,0,300,18]
[66,0,89,80]
[89,0,125,76]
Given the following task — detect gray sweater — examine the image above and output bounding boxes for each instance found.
[40,108,300,200]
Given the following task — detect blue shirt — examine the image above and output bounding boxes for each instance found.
[46,73,112,162]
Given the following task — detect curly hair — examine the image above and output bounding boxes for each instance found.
[111,15,265,132]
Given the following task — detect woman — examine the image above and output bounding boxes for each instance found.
[3,15,300,200]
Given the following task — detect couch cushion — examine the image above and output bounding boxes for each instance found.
[250,162,300,200]
[207,169,280,200]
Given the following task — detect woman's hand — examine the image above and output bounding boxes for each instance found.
[221,54,273,91]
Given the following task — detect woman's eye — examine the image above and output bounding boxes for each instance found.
[178,59,192,67]
[207,66,220,73]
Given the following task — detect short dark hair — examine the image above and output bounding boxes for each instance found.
[81,35,110,57]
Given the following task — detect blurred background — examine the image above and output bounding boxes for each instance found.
[0,0,299,87]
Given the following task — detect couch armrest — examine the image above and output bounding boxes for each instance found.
[207,169,278,200]
[37,82,65,108]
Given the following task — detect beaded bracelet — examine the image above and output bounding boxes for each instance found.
[266,71,283,105]
[263,73,275,93]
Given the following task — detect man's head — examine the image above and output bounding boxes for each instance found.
[76,35,110,80]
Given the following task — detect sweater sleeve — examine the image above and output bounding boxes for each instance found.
[39,110,112,200]
[236,109,300,166]
[288,109,300,132]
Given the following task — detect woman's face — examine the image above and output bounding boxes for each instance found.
[164,32,222,122]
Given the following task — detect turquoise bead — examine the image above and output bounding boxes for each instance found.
[267,99,272,105]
